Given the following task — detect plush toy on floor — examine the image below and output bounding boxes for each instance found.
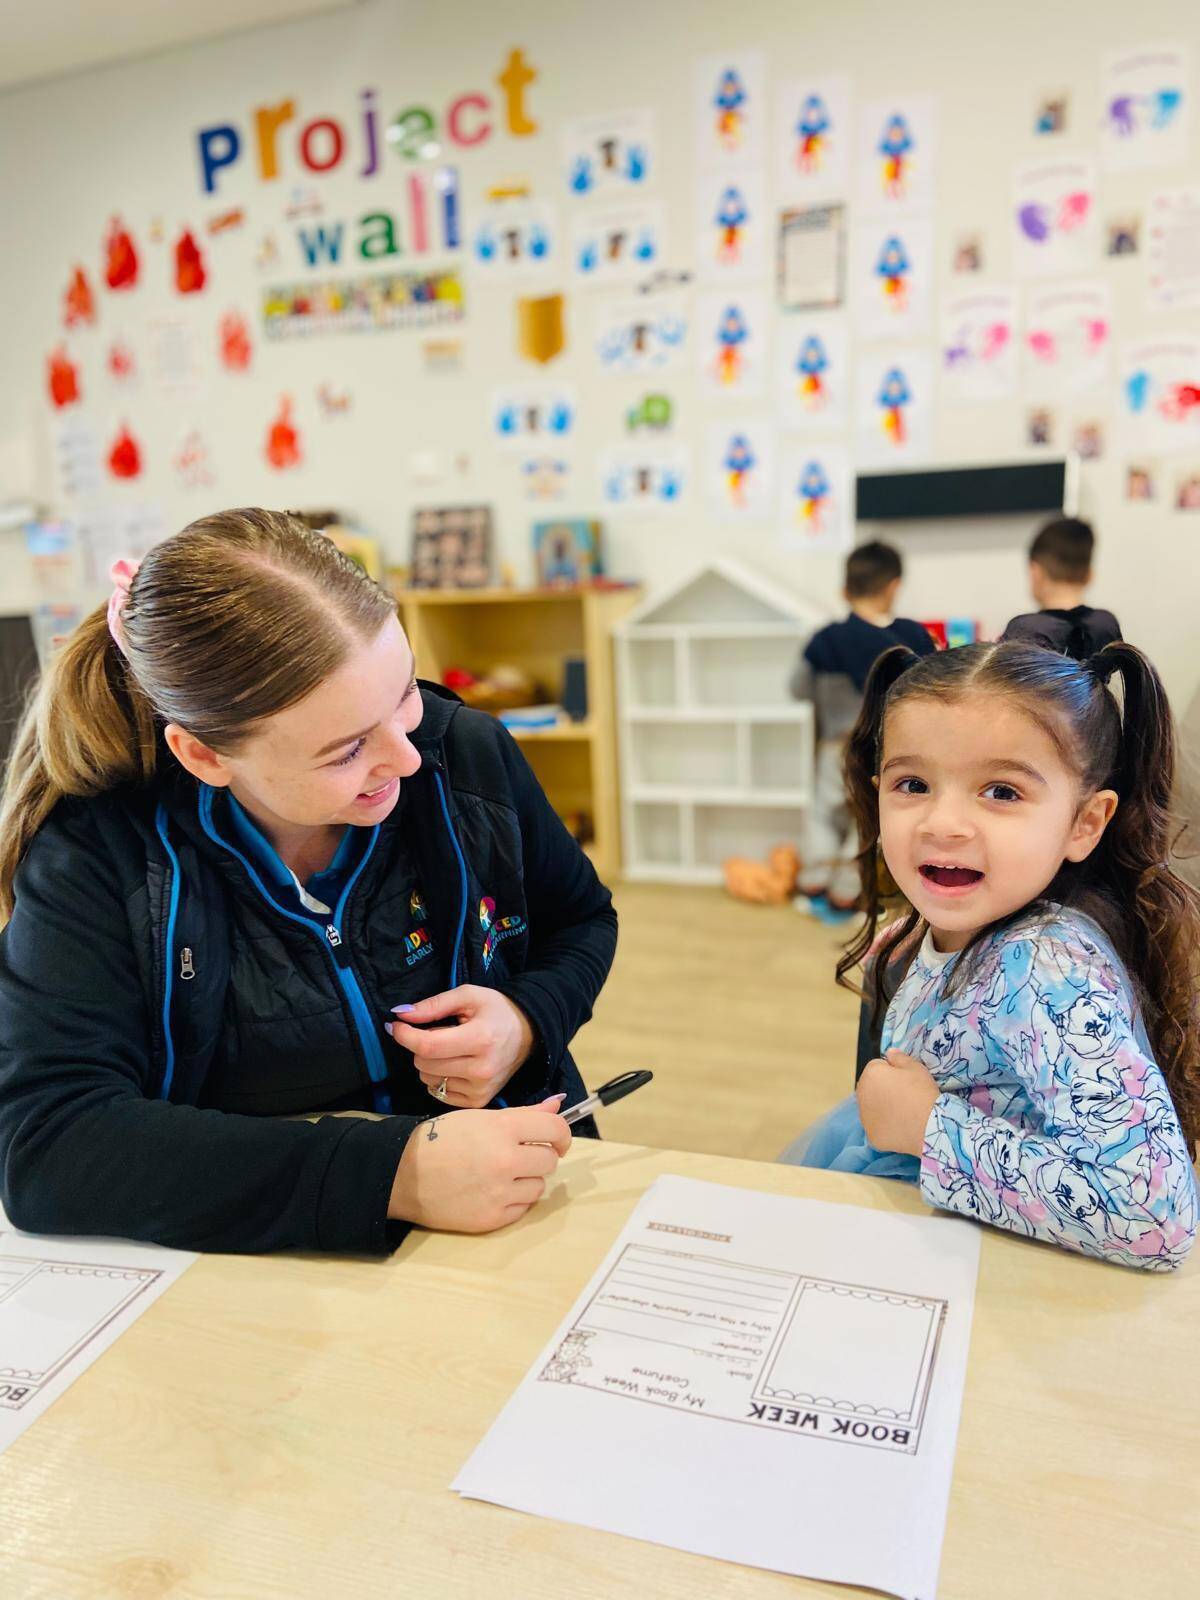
[722,844,801,905]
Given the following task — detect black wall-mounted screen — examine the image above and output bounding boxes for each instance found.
[855,461,1066,521]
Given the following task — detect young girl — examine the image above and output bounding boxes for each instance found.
[0,509,616,1253]
[785,639,1199,1272]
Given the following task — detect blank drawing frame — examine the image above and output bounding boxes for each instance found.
[757,1276,946,1454]
[0,1255,162,1409]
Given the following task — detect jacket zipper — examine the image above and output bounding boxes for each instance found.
[431,761,514,1108]
[196,788,394,1115]
[431,765,469,986]
[154,805,183,1100]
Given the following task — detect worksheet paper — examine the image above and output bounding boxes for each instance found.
[0,1218,196,1456]
[454,1175,980,1599]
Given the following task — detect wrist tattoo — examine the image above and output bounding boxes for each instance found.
[426,1118,441,1142]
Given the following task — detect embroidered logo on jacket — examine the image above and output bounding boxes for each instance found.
[410,888,427,922]
[405,926,434,966]
[479,895,526,970]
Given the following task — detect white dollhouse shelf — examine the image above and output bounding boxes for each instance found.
[615,560,828,885]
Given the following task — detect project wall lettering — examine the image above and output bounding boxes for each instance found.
[196,48,540,195]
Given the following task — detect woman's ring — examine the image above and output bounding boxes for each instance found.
[435,1077,449,1101]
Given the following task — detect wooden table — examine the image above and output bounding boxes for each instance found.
[3,1141,1197,1598]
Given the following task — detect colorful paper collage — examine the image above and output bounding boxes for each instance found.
[852,215,934,340]
[47,347,81,410]
[1100,44,1191,171]
[694,52,767,169]
[593,295,688,375]
[470,202,558,278]
[705,419,776,519]
[855,348,933,466]
[600,445,690,512]
[1118,337,1200,455]
[695,290,769,400]
[27,36,1200,568]
[777,441,853,553]
[939,287,1018,400]
[265,396,303,470]
[571,205,665,283]
[1023,282,1112,395]
[564,111,656,198]
[491,386,577,451]
[520,457,572,503]
[775,76,852,203]
[173,426,216,488]
[695,171,770,281]
[1013,159,1099,277]
[776,314,850,431]
[262,270,464,339]
[856,97,938,213]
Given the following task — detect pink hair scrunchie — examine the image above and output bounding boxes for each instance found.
[106,558,140,657]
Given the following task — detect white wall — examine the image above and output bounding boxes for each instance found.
[0,0,1197,704]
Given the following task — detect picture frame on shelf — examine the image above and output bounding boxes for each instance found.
[409,505,494,589]
[532,518,604,587]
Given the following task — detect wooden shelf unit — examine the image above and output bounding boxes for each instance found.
[394,586,641,881]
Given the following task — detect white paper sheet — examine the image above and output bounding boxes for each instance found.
[454,1174,980,1600]
[0,1220,196,1456]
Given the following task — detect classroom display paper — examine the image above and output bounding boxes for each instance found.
[454,1174,980,1599]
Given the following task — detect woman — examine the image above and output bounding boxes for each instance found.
[0,509,616,1253]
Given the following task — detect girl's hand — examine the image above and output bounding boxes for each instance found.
[856,1048,941,1157]
[388,1098,570,1232]
[387,986,537,1108]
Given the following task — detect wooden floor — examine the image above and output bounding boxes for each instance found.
[573,881,861,1163]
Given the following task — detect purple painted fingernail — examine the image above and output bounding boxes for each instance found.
[391,1004,415,1015]
[384,1022,394,1036]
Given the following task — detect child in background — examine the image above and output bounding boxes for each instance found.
[783,638,1198,1272]
[790,542,935,911]
[1002,516,1122,655]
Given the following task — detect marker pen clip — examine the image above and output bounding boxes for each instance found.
[561,1069,653,1126]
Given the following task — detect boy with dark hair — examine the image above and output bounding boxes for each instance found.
[790,540,935,911]
[1001,516,1122,654]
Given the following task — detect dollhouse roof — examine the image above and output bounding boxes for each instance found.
[617,558,827,631]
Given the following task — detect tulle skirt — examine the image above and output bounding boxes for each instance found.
[779,1093,921,1181]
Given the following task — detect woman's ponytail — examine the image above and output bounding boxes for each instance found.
[0,605,158,923]
[836,645,921,1008]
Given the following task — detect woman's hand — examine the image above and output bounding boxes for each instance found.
[387,986,537,1108]
[388,1097,571,1233]
[856,1048,941,1157]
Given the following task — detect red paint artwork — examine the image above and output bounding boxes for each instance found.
[174,229,208,294]
[63,266,96,328]
[265,396,302,470]
[104,216,139,290]
[107,338,136,381]
[219,310,252,372]
[47,346,81,409]
[107,423,143,479]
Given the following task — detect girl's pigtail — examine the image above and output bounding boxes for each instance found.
[836,645,922,1019]
[1090,642,1200,1152]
